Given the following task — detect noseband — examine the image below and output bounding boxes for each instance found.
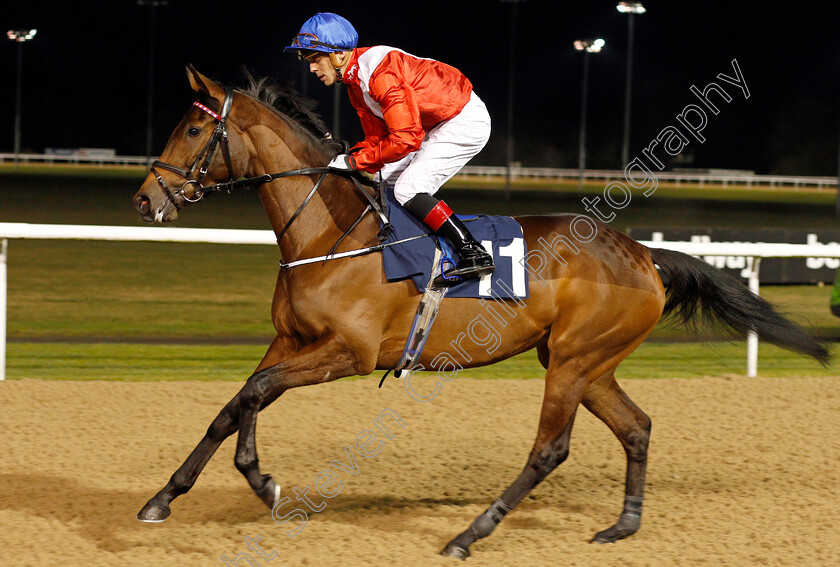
[150,86,237,210]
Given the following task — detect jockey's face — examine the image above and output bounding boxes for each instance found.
[307,52,339,86]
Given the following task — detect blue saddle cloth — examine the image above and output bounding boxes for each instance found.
[381,188,529,299]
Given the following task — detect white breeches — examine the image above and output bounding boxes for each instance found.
[379,92,491,205]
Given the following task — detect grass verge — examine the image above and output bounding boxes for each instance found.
[5,341,836,382]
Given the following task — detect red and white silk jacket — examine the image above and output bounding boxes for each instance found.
[340,46,474,173]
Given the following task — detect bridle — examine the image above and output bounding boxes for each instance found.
[146,86,393,243]
[150,86,237,209]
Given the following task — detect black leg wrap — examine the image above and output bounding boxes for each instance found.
[441,499,512,559]
[590,495,644,544]
[469,498,512,540]
[622,495,643,520]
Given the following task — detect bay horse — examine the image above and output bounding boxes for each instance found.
[132,67,828,559]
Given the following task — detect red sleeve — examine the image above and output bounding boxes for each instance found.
[349,57,426,173]
[347,87,388,155]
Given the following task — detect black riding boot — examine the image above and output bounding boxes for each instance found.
[404,193,495,286]
[433,215,496,285]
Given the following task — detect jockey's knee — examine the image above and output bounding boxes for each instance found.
[394,185,433,206]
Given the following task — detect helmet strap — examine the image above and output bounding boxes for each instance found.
[330,51,348,82]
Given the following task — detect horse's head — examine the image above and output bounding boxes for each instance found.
[133,66,251,223]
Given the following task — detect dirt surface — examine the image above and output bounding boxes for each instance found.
[1,376,839,567]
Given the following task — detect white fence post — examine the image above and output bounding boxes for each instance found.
[746,257,761,377]
[1,239,7,381]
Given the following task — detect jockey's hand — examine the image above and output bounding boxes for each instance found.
[328,154,356,171]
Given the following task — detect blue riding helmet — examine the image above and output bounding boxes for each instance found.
[285,13,358,54]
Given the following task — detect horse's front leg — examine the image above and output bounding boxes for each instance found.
[137,335,299,522]
[233,334,363,510]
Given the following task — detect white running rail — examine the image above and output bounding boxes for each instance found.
[2,222,840,380]
[1,153,836,189]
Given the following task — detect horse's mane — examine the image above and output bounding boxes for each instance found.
[237,69,335,148]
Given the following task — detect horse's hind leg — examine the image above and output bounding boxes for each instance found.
[582,371,651,543]
[440,356,587,559]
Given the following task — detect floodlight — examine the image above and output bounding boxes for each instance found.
[6,29,37,42]
[573,39,605,53]
[616,2,646,14]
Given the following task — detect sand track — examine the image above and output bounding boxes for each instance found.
[1,376,838,566]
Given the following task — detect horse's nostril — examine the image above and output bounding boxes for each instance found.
[134,194,151,215]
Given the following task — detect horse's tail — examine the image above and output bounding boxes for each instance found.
[648,247,830,365]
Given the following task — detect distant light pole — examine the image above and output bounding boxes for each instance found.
[501,0,526,201]
[574,38,605,190]
[835,107,840,218]
[617,1,646,167]
[138,0,168,165]
[7,29,37,170]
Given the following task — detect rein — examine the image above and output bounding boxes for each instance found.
[147,87,395,250]
[198,166,393,244]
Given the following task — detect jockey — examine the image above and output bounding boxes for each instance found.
[285,12,494,285]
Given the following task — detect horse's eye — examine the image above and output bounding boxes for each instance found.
[186,127,201,137]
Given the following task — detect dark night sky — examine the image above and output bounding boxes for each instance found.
[1,1,838,174]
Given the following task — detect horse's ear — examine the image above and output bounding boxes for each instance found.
[186,64,225,101]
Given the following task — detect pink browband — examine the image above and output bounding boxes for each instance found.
[193,101,221,121]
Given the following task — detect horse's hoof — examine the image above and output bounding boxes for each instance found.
[590,524,636,544]
[590,531,616,544]
[440,542,470,560]
[137,498,171,523]
[256,475,281,510]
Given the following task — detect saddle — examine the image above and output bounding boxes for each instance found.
[379,187,529,384]
[380,188,529,300]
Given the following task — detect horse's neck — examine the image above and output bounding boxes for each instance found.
[242,111,372,262]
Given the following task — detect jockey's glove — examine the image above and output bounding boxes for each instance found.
[328,154,357,171]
